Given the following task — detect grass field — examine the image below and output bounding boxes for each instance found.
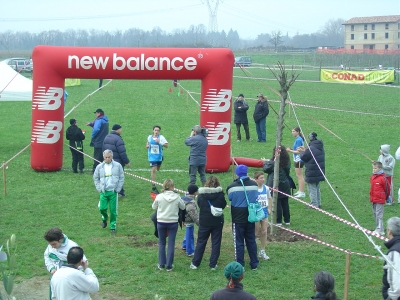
[1,64,399,299]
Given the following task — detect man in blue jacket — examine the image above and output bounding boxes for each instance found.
[86,108,109,174]
[102,124,130,197]
[184,125,208,185]
[226,165,259,271]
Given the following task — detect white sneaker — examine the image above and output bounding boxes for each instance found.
[210,265,218,270]
[373,230,384,236]
[276,223,282,227]
[190,262,198,270]
[258,250,270,260]
[294,192,306,198]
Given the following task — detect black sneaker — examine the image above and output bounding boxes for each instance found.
[101,221,107,228]
[110,229,116,234]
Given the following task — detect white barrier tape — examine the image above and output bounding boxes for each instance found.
[272,223,381,259]
[270,187,388,242]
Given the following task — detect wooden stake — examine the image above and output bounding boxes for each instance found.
[3,162,6,196]
[343,250,351,300]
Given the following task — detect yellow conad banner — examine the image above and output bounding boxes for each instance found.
[321,69,394,84]
[65,78,81,87]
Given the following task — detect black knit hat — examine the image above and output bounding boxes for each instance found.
[112,124,122,131]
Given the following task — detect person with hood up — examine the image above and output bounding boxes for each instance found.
[234,93,251,142]
[298,132,325,209]
[86,108,109,174]
[152,179,185,272]
[378,144,396,205]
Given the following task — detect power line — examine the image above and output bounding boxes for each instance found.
[0,4,203,23]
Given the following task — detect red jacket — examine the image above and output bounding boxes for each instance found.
[370,173,387,204]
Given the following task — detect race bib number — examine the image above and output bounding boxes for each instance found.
[150,144,160,154]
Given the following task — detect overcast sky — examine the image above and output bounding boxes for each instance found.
[1,0,399,39]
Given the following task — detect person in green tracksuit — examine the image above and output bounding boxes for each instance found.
[93,149,124,234]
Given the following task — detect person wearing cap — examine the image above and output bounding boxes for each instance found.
[298,132,325,208]
[93,149,124,233]
[65,119,85,174]
[184,125,208,185]
[234,94,251,142]
[210,261,256,300]
[146,125,169,188]
[226,165,259,271]
[181,184,199,257]
[102,124,130,197]
[86,109,109,174]
[253,93,269,143]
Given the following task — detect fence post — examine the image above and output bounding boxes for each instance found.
[2,161,6,196]
[343,250,351,300]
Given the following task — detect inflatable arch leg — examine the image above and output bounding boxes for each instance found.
[31,46,234,172]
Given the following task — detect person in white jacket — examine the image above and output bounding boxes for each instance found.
[44,228,86,275]
[152,179,185,272]
[51,246,99,300]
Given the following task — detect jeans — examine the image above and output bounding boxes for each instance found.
[192,225,223,268]
[157,222,178,268]
[189,165,206,185]
[232,222,259,269]
[307,182,321,207]
[255,118,266,142]
[181,224,194,255]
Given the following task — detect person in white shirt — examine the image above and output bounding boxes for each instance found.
[51,246,99,300]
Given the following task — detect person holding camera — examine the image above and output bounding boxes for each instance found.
[184,125,208,185]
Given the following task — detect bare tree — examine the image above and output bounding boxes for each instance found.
[320,18,345,47]
[268,62,300,233]
[0,31,17,54]
[269,30,284,52]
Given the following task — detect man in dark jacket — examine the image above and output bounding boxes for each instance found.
[253,93,269,143]
[298,132,325,208]
[102,124,130,197]
[86,108,109,174]
[382,216,400,300]
[234,94,251,142]
[184,125,208,185]
[210,261,256,300]
[226,165,259,271]
[66,119,85,174]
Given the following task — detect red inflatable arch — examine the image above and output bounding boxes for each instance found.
[31,46,234,172]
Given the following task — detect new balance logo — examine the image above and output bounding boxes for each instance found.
[32,86,63,110]
[205,122,230,145]
[31,120,63,144]
[201,89,231,112]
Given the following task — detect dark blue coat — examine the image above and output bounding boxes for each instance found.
[102,131,130,166]
[299,140,325,183]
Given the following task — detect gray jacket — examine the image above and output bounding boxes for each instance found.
[184,134,208,166]
[93,160,124,193]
